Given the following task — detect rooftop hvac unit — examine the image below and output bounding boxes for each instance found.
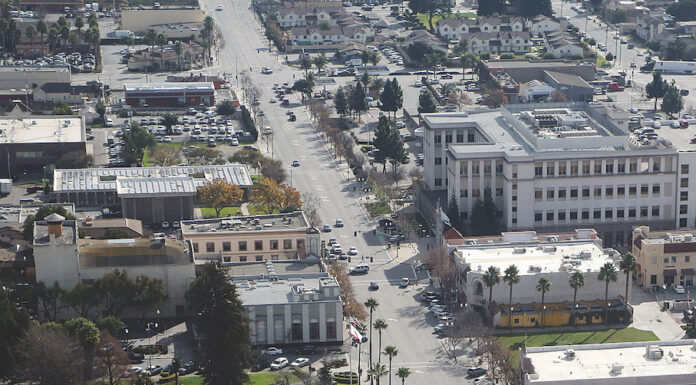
[544,246,557,253]
[579,251,592,259]
[529,265,542,273]
[546,236,559,242]
[514,247,527,254]
[646,345,664,359]
[564,349,575,360]
[610,364,623,374]
[685,234,694,242]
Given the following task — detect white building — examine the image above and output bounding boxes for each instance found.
[276,6,338,28]
[435,16,525,41]
[421,103,684,247]
[520,340,696,385]
[544,31,584,58]
[450,229,623,307]
[465,31,532,54]
[290,25,367,48]
[519,80,555,102]
[529,15,561,35]
[636,12,664,42]
[33,213,195,318]
[236,275,343,346]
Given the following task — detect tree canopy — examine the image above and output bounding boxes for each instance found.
[122,124,156,165]
[470,188,500,236]
[646,71,668,111]
[661,81,683,118]
[418,90,437,113]
[23,205,76,240]
[0,282,30,379]
[197,179,244,217]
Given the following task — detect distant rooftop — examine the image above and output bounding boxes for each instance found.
[182,211,309,236]
[235,277,339,306]
[124,82,215,93]
[33,220,77,245]
[633,225,696,245]
[78,238,192,268]
[521,340,696,384]
[485,59,592,69]
[225,260,325,278]
[452,229,618,275]
[0,116,84,144]
[53,165,252,194]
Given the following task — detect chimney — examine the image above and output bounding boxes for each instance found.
[44,213,65,237]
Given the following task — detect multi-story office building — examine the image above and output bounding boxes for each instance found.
[632,225,696,288]
[421,103,687,247]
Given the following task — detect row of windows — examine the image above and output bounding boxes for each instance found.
[460,188,504,198]
[433,132,476,144]
[533,206,664,222]
[650,255,691,264]
[534,184,668,200]
[533,158,673,177]
[459,162,504,176]
[192,239,304,253]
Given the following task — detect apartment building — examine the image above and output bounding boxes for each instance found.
[421,103,684,247]
[632,225,696,288]
[276,6,338,28]
[465,31,532,55]
[182,211,321,263]
[290,25,368,48]
[435,16,525,41]
[636,12,664,42]
[544,31,584,58]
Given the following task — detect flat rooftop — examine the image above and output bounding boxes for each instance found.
[0,116,84,144]
[124,82,214,93]
[225,260,324,278]
[453,230,615,275]
[53,165,252,193]
[522,340,696,384]
[34,221,77,245]
[485,59,593,69]
[78,238,191,267]
[634,226,696,245]
[182,211,309,235]
[235,277,339,306]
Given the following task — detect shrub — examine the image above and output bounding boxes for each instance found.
[500,53,514,59]
[479,52,491,60]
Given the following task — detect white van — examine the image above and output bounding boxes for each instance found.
[349,264,369,274]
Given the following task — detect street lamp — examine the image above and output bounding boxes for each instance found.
[146,321,158,369]
[663,284,667,310]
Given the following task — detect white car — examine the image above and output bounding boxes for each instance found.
[105,118,114,127]
[675,285,686,294]
[348,247,358,255]
[290,358,309,367]
[216,4,223,10]
[265,347,283,356]
[270,357,288,370]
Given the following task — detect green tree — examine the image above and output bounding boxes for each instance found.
[313,54,328,71]
[85,26,100,65]
[188,263,251,385]
[373,319,388,365]
[482,266,500,308]
[122,123,156,165]
[95,270,137,318]
[569,271,585,327]
[216,100,236,115]
[66,283,100,318]
[536,277,551,328]
[64,317,100,378]
[661,81,683,118]
[668,0,696,20]
[25,25,36,57]
[368,363,388,385]
[605,52,614,61]
[96,331,130,385]
[517,0,552,17]
[665,40,687,61]
[171,356,183,385]
[23,205,76,240]
[74,16,83,37]
[156,33,168,70]
[174,40,183,70]
[396,367,411,385]
[380,79,397,119]
[646,71,667,111]
[36,18,47,45]
[418,89,437,113]
[406,41,431,62]
[299,55,312,75]
[369,50,381,66]
[364,297,379,376]
[0,282,30,378]
[334,87,349,119]
[383,346,398,385]
[144,29,157,70]
[96,316,122,337]
[598,262,619,324]
[317,363,332,385]
[134,275,165,320]
[503,265,520,329]
[619,253,637,303]
[95,102,106,123]
[292,79,313,102]
[56,151,93,169]
[161,113,179,135]
[53,101,73,115]
[373,116,395,172]
[349,83,368,121]
[446,194,462,234]
[477,0,504,15]
[470,188,500,235]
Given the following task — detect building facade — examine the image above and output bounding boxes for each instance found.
[421,103,681,247]
[632,225,696,288]
[121,7,206,33]
[124,82,215,108]
[183,212,321,263]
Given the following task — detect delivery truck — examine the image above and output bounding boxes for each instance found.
[0,179,11,195]
[651,60,696,74]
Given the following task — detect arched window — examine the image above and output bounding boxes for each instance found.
[474,280,484,296]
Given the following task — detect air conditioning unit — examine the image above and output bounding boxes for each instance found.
[610,363,623,374]
[564,349,575,360]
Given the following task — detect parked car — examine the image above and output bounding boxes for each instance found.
[270,357,288,370]
[349,264,370,274]
[335,218,344,227]
[369,281,379,290]
[322,224,332,232]
[468,368,487,377]
[264,347,283,356]
[348,247,358,255]
[291,358,309,367]
[433,324,446,334]
[675,285,686,294]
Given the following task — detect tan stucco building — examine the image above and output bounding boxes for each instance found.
[121,6,206,34]
[182,211,321,263]
[632,225,696,288]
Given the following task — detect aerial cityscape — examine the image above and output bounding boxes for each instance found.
[1,0,696,384]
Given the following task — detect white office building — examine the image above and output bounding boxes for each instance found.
[420,103,693,247]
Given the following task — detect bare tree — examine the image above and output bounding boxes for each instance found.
[328,262,367,320]
[302,191,322,227]
[17,325,84,385]
[424,248,458,303]
[96,332,131,385]
[150,147,181,166]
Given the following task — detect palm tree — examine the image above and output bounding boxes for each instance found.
[569,270,585,327]
[25,26,36,57]
[313,53,328,72]
[536,277,551,328]
[370,50,381,66]
[371,77,385,94]
[85,26,100,66]
[373,319,388,365]
[360,71,370,90]
[69,32,79,47]
[36,18,47,45]
[299,55,312,75]
[174,41,183,70]
[619,253,637,303]
[382,346,398,385]
[598,262,619,324]
[60,24,70,48]
[396,367,411,385]
[367,363,388,385]
[482,266,500,308]
[74,16,83,38]
[162,113,179,135]
[156,33,168,70]
[503,264,520,329]
[364,297,379,375]
[144,29,157,70]
[47,27,58,50]
[171,356,182,385]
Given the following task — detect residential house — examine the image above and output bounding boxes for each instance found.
[290,25,367,49]
[435,16,525,41]
[529,15,561,36]
[544,31,584,58]
[277,6,339,28]
[33,81,104,105]
[465,31,531,54]
[636,13,664,41]
[405,30,449,54]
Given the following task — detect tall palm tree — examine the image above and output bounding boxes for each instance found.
[174,41,183,70]
[536,277,551,328]
[370,50,381,66]
[396,367,411,385]
[360,71,370,90]
[371,77,385,94]
[299,55,312,75]
[503,264,520,329]
[619,253,637,302]
[482,266,500,308]
[59,24,70,49]
[364,297,379,376]
[36,18,47,46]
[69,32,78,47]
[74,16,83,38]
[156,33,168,70]
[382,346,398,385]
[85,26,100,66]
[598,262,619,324]
[25,26,36,57]
[144,29,157,70]
[47,27,58,50]
[312,53,327,72]
[569,270,585,327]
[367,363,388,385]
[373,319,388,365]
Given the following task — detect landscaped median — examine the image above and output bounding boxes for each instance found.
[175,372,299,385]
[496,327,658,368]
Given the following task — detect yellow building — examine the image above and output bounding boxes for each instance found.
[632,225,696,288]
[496,298,631,328]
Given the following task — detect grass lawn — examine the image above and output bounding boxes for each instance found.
[416,12,476,30]
[248,372,299,385]
[178,377,204,385]
[497,328,658,368]
[142,142,186,166]
[200,206,242,218]
[365,200,392,217]
[596,54,613,68]
[247,204,278,215]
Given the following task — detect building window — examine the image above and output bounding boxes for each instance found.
[618,163,626,173]
[652,206,660,217]
[629,208,636,218]
[297,239,304,249]
[535,189,542,200]
[326,319,336,339]
[445,134,452,143]
[546,212,554,221]
[558,189,566,199]
[605,209,613,219]
[239,256,247,262]
[582,161,590,174]
[192,243,199,252]
[652,256,657,264]
[535,212,542,222]
[641,184,649,197]
[681,191,689,201]
[594,209,601,219]
[239,241,247,251]
[435,178,442,186]
[468,132,475,142]
[570,210,578,220]
[681,218,688,227]
[496,164,503,175]
[682,178,689,188]
[435,157,442,165]
[653,158,661,172]
[456,133,464,143]
[582,210,589,220]
[687,256,691,263]
[594,163,602,174]
[558,211,566,221]
[582,187,590,198]
[629,161,637,173]
[558,163,566,176]
[496,188,503,197]
[618,186,625,197]
[650,275,657,285]
[617,208,625,218]
[223,242,231,252]
[310,320,320,340]
[292,321,303,341]
[605,163,614,173]
[682,164,690,174]
[594,187,602,198]
[605,187,613,197]
[284,239,292,249]
[255,256,263,261]
[672,256,678,263]
[472,189,480,198]
[535,162,543,176]
[570,188,578,198]
[652,184,661,195]
[270,240,279,250]
[206,242,215,252]
[434,134,441,144]
[546,189,554,200]
[681,205,688,215]
[255,240,263,250]
[546,164,554,176]
[629,186,637,197]
[570,161,578,175]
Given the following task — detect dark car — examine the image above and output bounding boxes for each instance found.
[26,185,42,193]
[178,362,198,375]
[128,351,144,363]
[288,114,297,121]
[379,218,394,227]
[468,367,487,377]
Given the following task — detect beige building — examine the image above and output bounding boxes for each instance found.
[182,211,321,263]
[121,6,206,34]
[632,225,696,288]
